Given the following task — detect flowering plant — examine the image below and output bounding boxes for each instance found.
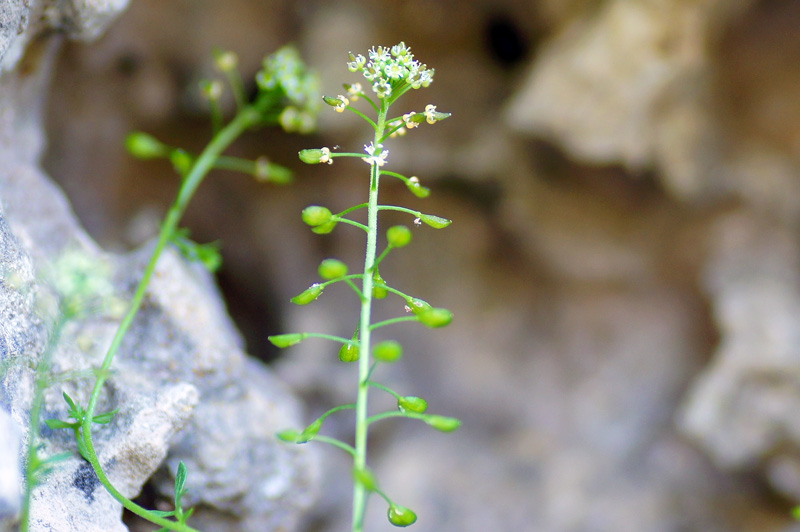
[273,42,459,531]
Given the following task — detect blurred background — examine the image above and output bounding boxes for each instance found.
[41,0,800,531]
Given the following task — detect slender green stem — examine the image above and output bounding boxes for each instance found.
[314,435,357,457]
[369,315,418,331]
[333,217,370,233]
[346,106,378,130]
[20,315,67,532]
[367,381,401,400]
[377,205,420,217]
[351,97,388,532]
[79,107,261,532]
[366,410,424,426]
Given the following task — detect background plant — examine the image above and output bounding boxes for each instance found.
[34,46,319,532]
[270,42,460,531]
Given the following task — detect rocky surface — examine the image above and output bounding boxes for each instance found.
[0,1,316,531]
[34,0,800,532]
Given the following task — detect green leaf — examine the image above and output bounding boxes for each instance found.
[92,409,119,425]
[45,419,78,430]
[148,510,177,518]
[175,461,188,500]
[61,391,78,412]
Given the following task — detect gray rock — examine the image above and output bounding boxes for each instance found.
[0,1,317,531]
[0,409,21,528]
[680,212,800,493]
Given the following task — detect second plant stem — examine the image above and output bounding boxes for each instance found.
[78,106,262,532]
[352,100,388,532]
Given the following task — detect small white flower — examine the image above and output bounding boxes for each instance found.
[362,142,389,167]
[391,42,409,58]
[320,147,332,164]
[369,46,390,63]
[424,104,437,124]
[347,53,366,72]
[373,79,392,99]
[346,82,362,101]
[334,94,349,113]
[385,62,405,80]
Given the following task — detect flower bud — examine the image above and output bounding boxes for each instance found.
[318,258,348,279]
[338,342,359,362]
[299,148,327,164]
[387,504,417,527]
[126,132,168,159]
[386,225,412,248]
[405,297,432,315]
[301,206,332,226]
[353,466,378,491]
[418,307,453,328]
[398,396,428,414]
[170,149,194,175]
[291,284,323,305]
[213,49,238,72]
[373,340,403,363]
[424,415,462,432]
[418,213,451,229]
[268,333,306,348]
[199,79,223,101]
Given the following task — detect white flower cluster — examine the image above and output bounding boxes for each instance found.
[347,42,434,99]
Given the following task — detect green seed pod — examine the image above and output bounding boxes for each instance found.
[323,95,343,107]
[398,396,428,414]
[386,225,412,248]
[301,206,332,226]
[318,258,348,279]
[297,419,322,443]
[418,213,451,229]
[418,307,453,328]
[353,466,378,491]
[291,284,323,305]
[170,149,194,175]
[339,342,359,362]
[125,132,168,159]
[298,148,326,164]
[406,178,431,198]
[405,297,432,315]
[373,271,388,299]
[373,340,403,363]
[387,504,417,527]
[312,220,338,234]
[424,415,462,432]
[268,333,306,348]
[276,429,301,442]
